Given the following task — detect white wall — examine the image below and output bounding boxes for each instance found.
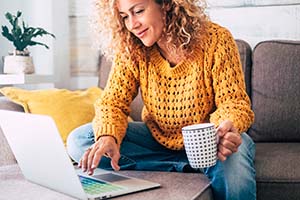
[0,0,23,73]
[51,0,71,89]
[68,0,99,90]
[207,1,300,48]
[0,0,70,88]
[1,1,299,89]
[69,0,300,90]
[207,0,300,7]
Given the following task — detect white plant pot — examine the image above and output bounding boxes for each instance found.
[3,55,35,74]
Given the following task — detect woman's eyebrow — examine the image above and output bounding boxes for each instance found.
[119,3,144,14]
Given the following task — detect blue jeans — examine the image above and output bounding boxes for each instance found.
[67,122,256,200]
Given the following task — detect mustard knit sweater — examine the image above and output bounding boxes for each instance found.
[93,23,254,150]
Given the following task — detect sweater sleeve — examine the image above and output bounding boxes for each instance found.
[209,27,254,133]
[92,55,139,144]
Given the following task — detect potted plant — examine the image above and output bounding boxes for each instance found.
[1,11,55,74]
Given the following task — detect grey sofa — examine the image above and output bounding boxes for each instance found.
[0,39,300,200]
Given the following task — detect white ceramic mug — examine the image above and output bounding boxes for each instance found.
[182,123,218,168]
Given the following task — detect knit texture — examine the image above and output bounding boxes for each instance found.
[93,22,254,150]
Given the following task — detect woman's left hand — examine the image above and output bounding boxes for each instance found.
[216,120,242,161]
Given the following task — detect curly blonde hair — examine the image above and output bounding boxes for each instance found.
[92,0,209,62]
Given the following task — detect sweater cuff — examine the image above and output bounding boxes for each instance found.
[210,114,252,134]
[93,123,125,145]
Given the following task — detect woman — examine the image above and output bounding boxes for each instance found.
[67,0,256,199]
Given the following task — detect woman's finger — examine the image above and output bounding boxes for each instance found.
[217,151,227,161]
[223,132,242,147]
[81,147,92,172]
[91,147,107,172]
[218,143,233,157]
[87,145,98,173]
[217,120,233,137]
[219,137,237,152]
[110,151,121,171]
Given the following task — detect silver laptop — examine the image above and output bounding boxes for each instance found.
[0,110,160,200]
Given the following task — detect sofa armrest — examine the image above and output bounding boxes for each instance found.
[0,96,24,112]
[0,128,16,166]
[0,96,23,166]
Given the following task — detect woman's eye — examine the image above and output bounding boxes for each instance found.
[135,9,144,15]
[121,15,128,20]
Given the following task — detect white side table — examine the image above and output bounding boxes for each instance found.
[0,74,54,85]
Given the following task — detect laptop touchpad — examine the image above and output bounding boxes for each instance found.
[93,173,130,182]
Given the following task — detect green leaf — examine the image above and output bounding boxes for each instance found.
[31,27,55,39]
[2,11,55,51]
[1,26,15,42]
[22,21,28,31]
[28,40,50,49]
[12,26,22,37]
[5,12,14,26]
[16,11,22,18]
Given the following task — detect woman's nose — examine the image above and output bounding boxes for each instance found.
[127,16,140,31]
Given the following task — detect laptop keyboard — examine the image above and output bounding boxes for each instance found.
[79,175,124,195]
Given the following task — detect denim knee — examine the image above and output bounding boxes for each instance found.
[225,133,256,199]
[66,123,95,163]
[204,132,256,200]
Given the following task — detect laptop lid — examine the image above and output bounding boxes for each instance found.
[0,110,160,199]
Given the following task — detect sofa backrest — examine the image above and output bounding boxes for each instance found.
[248,40,300,142]
[98,40,252,121]
[235,39,252,97]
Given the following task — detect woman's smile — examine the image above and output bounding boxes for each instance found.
[136,28,148,38]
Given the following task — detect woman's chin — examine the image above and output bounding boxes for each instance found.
[140,39,155,47]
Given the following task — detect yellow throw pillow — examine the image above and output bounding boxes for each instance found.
[0,87,102,145]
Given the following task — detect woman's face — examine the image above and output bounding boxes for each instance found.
[117,0,165,47]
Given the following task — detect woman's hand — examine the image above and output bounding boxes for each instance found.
[216,120,242,161]
[78,135,120,175]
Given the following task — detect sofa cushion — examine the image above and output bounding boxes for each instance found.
[235,39,252,97]
[255,143,300,200]
[249,40,300,142]
[0,87,102,145]
[255,143,300,182]
[0,96,24,112]
[0,96,23,166]
[0,164,76,200]
[0,128,16,166]
[257,182,300,200]
[0,164,213,200]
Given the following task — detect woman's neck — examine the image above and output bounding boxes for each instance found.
[156,43,184,67]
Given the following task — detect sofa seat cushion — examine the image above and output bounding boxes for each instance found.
[0,164,76,200]
[255,143,300,200]
[255,143,300,182]
[0,128,16,166]
[0,164,213,200]
[0,97,22,166]
[116,171,213,200]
